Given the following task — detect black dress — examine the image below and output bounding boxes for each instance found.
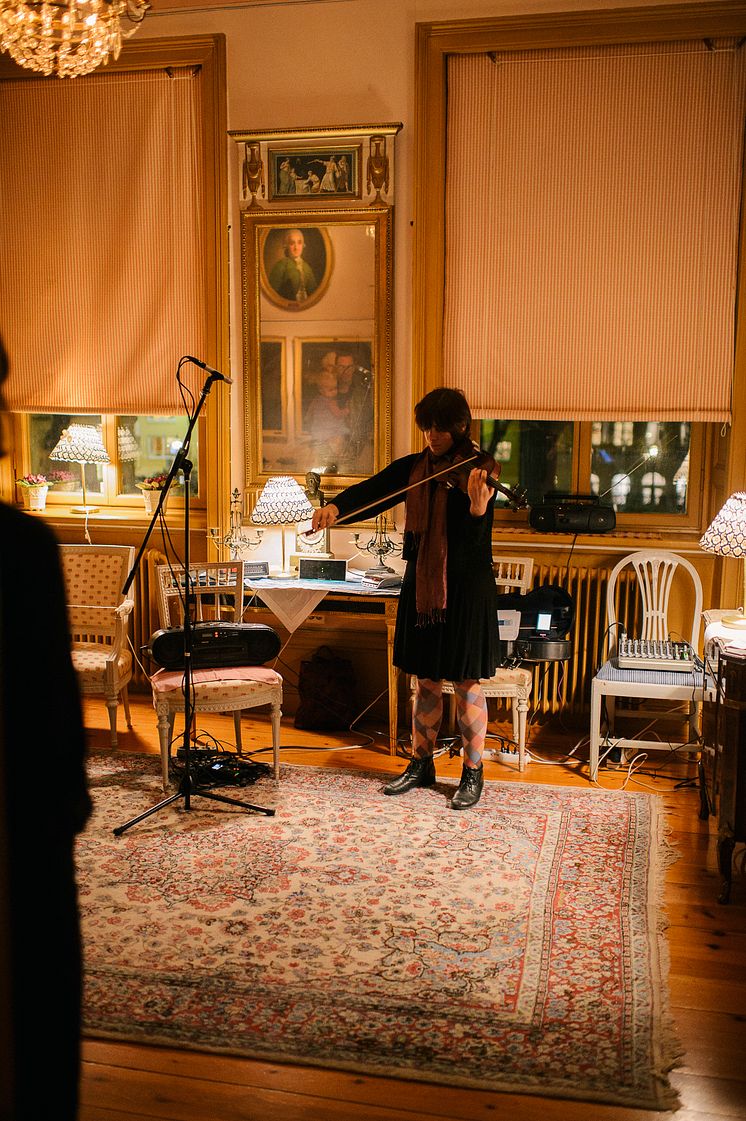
[333,454,500,681]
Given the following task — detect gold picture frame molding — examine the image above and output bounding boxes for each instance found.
[230,122,402,211]
[241,205,393,507]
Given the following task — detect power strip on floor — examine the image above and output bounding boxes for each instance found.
[485,745,526,764]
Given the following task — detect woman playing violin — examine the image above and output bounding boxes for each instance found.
[311,386,500,808]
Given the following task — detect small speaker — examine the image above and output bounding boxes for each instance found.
[298,557,348,581]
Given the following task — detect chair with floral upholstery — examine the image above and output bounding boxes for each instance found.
[151,561,283,791]
[59,544,135,747]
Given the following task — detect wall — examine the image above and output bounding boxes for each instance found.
[138,0,717,512]
[6,0,723,605]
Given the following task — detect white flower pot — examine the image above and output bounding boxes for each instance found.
[21,485,48,511]
[140,487,169,516]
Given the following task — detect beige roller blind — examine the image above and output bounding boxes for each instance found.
[444,40,745,422]
[0,67,207,414]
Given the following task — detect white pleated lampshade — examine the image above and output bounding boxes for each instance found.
[250,476,314,526]
[700,492,746,627]
[50,424,110,465]
[700,493,746,559]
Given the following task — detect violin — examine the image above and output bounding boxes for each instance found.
[310,445,528,531]
[437,444,528,512]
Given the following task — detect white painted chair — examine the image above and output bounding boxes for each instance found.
[589,549,704,781]
[412,556,535,771]
[59,544,135,747]
[150,561,282,791]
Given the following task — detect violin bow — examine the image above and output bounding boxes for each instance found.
[311,454,484,529]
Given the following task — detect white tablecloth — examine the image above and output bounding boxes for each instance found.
[246,584,327,633]
[245,577,397,633]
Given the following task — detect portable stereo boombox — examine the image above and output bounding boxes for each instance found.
[147,622,281,670]
[529,493,616,534]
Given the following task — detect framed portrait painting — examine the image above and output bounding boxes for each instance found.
[259,225,333,312]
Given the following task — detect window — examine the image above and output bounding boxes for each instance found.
[475,417,701,527]
[1,35,228,532]
[590,421,690,515]
[23,414,201,506]
[413,9,746,541]
[476,420,573,508]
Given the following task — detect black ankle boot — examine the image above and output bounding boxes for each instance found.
[450,762,484,809]
[383,754,436,796]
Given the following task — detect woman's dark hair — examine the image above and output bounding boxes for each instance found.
[414,387,471,440]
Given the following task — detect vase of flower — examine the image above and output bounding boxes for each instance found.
[16,474,50,511]
[137,474,171,515]
[48,469,77,493]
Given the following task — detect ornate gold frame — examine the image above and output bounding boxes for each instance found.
[241,206,393,501]
[229,122,402,210]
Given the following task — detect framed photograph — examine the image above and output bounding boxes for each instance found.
[259,225,333,312]
[268,145,361,201]
[259,338,286,436]
[295,338,375,478]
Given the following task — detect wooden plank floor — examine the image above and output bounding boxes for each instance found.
[78,695,746,1121]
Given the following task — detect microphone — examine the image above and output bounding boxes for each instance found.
[184,356,233,384]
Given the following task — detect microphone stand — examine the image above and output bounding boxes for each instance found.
[113,369,274,836]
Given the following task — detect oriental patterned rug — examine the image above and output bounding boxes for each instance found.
[77,753,681,1110]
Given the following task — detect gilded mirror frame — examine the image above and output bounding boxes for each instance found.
[241,206,393,500]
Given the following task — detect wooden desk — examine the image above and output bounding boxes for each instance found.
[243,580,401,753]
[701,648,746,903]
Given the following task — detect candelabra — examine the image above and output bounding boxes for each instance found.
[210,489,263,559]
[353,513,402,576]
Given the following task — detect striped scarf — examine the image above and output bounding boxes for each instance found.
[404,435,475,626]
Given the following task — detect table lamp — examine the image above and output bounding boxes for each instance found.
[117,425,138,463]
[49,424,110,514]
[250,475,314,577]
[700,491,746,628]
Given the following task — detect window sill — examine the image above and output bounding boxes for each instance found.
[493,525,706,554]
[32,504,206,531]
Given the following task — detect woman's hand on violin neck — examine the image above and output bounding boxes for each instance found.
[310,503,340,531]
[467,469,491,517]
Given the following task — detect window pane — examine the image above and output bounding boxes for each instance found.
[476,420,574,507]
[117,416,198,496]
[29,414,104,495]
[590,422,690,514]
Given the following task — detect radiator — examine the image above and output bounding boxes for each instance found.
[526,563,639,717]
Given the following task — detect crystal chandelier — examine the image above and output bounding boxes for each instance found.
[0,0,150,79]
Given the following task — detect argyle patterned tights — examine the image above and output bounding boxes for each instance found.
[412,678,487,768]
